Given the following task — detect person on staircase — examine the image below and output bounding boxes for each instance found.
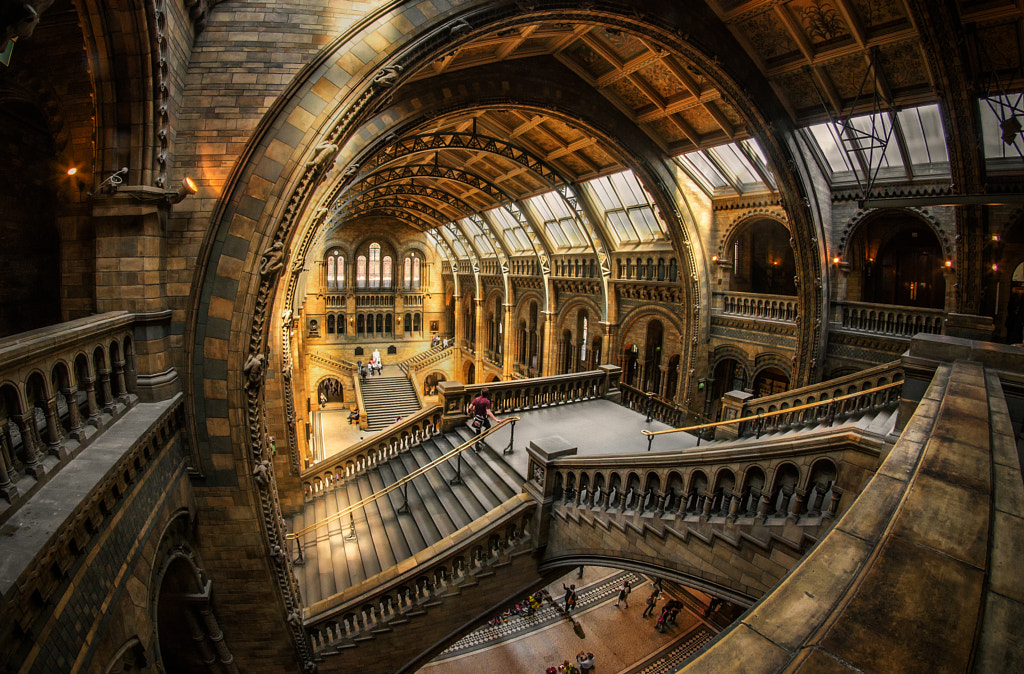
[469,387,499,436]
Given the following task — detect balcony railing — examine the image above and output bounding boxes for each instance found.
[833,301,944,337]
[0,312,144,510]
[714,291,798,322]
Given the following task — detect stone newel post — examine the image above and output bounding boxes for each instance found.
[524,436,577,548]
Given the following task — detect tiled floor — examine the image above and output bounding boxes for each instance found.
[418,567,717,674]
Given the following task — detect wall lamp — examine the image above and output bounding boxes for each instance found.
[95,167,128,194]
[166,176,198,204]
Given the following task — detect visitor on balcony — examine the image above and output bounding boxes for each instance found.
[348,406,359,424]
[469,387,499,436]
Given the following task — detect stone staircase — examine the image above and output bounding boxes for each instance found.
[292,427,526,607]
[360,367,422,430]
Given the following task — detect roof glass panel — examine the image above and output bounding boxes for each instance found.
[896,104,948,165]
[426,230,448,260]
[486,207,531,253]
[440,225,469,258]
[807,123,854,173]
[544,219,571,248]
[709,144,760,184]
[847,113,903,169]
[679,151,730,188]
[980,93,1024,161]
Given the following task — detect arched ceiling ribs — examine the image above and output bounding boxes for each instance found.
[343,198,451,229]
[345,183,477,221]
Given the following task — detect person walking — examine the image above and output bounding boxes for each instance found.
[642,591,658,618]
[469,387,499,436]
[614,579,631,608]
[562,583,577,612]
[576,652,595,672]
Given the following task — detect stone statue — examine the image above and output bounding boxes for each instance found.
[259,241,285,278]
[306,142,337,168]
[243,353,265,390]
[372,65,403,87]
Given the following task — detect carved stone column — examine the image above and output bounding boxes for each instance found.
[82,376,103,428]
[0,429,18,501]
[14,413,45,478]
[43,397,67,459]
[474,297,485,374]
[113,359,131,404]
[541,312,555,376]
[62,386,86,440]
[502,304,515,378]
[789,487,807,522]
[98,367,115,413]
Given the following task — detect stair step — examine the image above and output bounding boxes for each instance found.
[454,427,527,492]
[353,473,398,571]
[344,478,381,583]
[431,434,511,510]
[396,448,460,537]
[365,466,417,561]
[419,438,491,519]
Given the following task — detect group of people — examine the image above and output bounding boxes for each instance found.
[431,334,453,348]
[358,349,383,381]
[486,589,551,627]
[548,652,595,673]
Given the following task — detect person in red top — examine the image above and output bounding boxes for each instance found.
[470,388,499,435]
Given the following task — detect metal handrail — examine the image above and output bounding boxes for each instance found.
[640,380,903,451]
[288,415,521,539]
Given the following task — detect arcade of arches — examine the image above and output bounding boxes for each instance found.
[4,0,1024,672]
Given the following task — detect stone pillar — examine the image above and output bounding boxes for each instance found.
[452,293,462,345]
[185,608,217,666]
[98,368,115,413]
[541,312,555,377]
[658,365,670,399]
[601,323,617,366]
[437,380,469,432]
[0,429,18,501]
[113,359,130,404]
[756,490,772,522]
[524,436,578,548]
[789,487,807,522]
[715,390,753,440]
[502,304,515,378]
[197,605,238,672]
[62,386,86,440]
[599,364,621,402]
[14,412,45,479]
[474,297,485,372]
[43,397,67,459]
[82,376,103,427]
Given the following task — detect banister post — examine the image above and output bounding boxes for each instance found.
[716,390,752,440]
[599,364,621,403]
[437,380,469,433]
[524,436,577,548]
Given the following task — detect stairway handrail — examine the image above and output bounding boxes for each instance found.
[641,380,902,451]
[288,415,521,539]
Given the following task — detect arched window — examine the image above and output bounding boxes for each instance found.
[356,256,367,288]
[369,243,381,288]
[404,257,412,289]
[326,249,344,289]
[580,316,588,361]
[339,313,346,334]
[327,315,335,334]
[413,256,421,289]
[413,313,421,332]
[382,255,392,289]
[404,312,412,333]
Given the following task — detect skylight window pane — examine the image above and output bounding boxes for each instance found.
[674,155,717,193]
[629,205,661,239]
[710,144,759,184]
[541,191,574,219]
[848,113,903,169]
[476,235,495,255]
[897,104,948,165]
[587,177,620,210]
[609,170,647,207]
[559,217,585,246]
[808,123,854,173]
[980,94,1024,160]
[486,208,530,254]
[681,151,729,188]
[606,210,634,243]
[544,219,570,248]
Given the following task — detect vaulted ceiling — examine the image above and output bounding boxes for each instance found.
[325,0,1024,255]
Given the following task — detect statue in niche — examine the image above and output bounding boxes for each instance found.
[306,142,338,168]
[243,352,266,390]
[259,241,286,279]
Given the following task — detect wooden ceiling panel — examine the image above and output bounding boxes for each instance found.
[676,106,722,137]
[738,10,802,63]
[593,27,650,63]
[785,0,855,51]
[875,41,933,99]
[644,116,689,150]
[560,40,616,81]
[605,76,655,112]
[847,0,910,35]
[773,68,822,117]
[636,62,688,101]
[822,52,872,102]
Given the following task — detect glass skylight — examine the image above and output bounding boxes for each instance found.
[486,207,532,254]
[460,217,496,256]
[980,93,1024,162]
[528,192,588,250]
[585,169,666,244]
[674,139,775,197]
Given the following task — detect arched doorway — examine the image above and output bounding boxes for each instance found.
[726,219,797,296]
[423,372,446,396]
[465,362,476,385]
[752,367,789,398]
[642,320,663,393]
[846,214,945,309]
[318,377,343,405]
[621,344,639,387]
[710,358,746,420]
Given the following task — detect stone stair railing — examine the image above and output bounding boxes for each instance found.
[677,354,1024,672]
[740,360,903,417]
[305,494,538,666]
[308,350,359,374]
[619,383,705,428]
[0,312,149,514]
[396,344,454,375]
[832,299,944,338]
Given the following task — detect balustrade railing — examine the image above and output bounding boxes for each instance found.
[305,495,536,651]
[396,344,453,375]
[0,312,143,508]
[354,293,396,308]
[300,405,444,491]
[714,292,798,322]
[740,360,903,417]
[618,383,700,427]
[833,301,944,337]
[441,367,613,417]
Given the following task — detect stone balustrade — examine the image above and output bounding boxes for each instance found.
[353,292,396,308]
[714,291,798,322]
[0,312,157,508]
[619,383,697,427]
[833,300,944,337]
[305,495,537,653]
[438,367,616,427]
[300,406,443,496]
[396,344,453,375]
